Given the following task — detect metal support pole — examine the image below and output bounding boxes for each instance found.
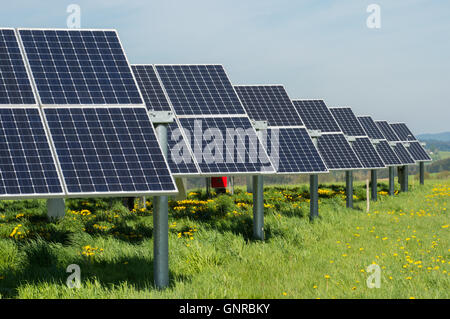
[400,165,408,192]
[345,171,353,209]
[153,122,170,289]
[205,178,211,197]
[419,162,425,185]
[388,166,395,196]
[371,169,377,201]
[246,176,253,193]
[310,174,319,220]
[47,198,65,219]
[252,175,264,240]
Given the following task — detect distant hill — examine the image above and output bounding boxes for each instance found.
[417,131,450,142]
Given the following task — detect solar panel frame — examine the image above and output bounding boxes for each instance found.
[131,64,200,176]
[390,122,417,141]
[317,133,364,170]
[292,99,342,133]
[0,28,38,106]
[350,137,386,169]
[375,120,401,142]
[406,141,432,162]
[392,142,416,165]
[0,106,65,199]
[357,116,386,140]
[43,106,178,197]
[374,140,403,167]
[17,28,146,107]
[264,126,328,174]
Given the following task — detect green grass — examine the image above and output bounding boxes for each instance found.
[0,179,448,299]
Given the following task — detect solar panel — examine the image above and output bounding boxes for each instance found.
[18,29,143,106]
[177,116,274,174]
[407,141,432,161]
[44,107,177,195]
[155,65,246,115]
[0,108,63,197]
[357,116,385,140]
[329,107,366,136]
[375,121,400,142]
[351,137,385,169]
[265,127,327,173]
[392,142,415,165]
[131,64,199,175]
[375,140,402,166]
[234,85,303,126]
[131,65,171,111]
[390,123,417,141]
[317,134,363,170]
[292,100,341,132]
[0,29,37,105]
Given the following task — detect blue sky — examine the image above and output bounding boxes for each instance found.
[2,0,449,134]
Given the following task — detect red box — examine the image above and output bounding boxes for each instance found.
[211,177,227,188]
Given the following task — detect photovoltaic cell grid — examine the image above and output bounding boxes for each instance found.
[0,108,63,196]
[155,65,246,115]
[375,121,400,142]
[390,123,416,141]
[0,29,36,105]
[266,127,327,173]
[329,107,366,137]
[292,100,341,133]
[18,29,143,106]
[393,142,415,165]
[234,85,303,126]
[407,141,431,161]
[131,65,170,111]
[351,137,385,169]
[375,140,402,166]
[178,117,273,174]
[357,116,385,140]
[44,107,176,194]
[317,134,363,170]
[131,64,199,174]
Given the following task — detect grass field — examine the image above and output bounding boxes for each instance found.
[0,179,448,299]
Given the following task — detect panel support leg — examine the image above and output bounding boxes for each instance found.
[47,198,65,219]
[345,171,353,209]
[371,169,377,201]
[310,174,319,220]
[419,162,425,185]
[400,165,408,192]
[388,166,395,196]
[252,175,264,240]
[153,123,169,289]
[246,176,253,193]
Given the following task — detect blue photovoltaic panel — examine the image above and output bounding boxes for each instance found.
[375,120,400,142]
[351,137,385,169]
[131,64,170,111]
[407,141,431,161]
[375,140,402,166]
[390,123,417,141]
[393,142,415,165]
[292,100,341,133]
[0,108,63,196]
[234,85,303,126]
[330,107,366,137]
[131,64,199,174]
[155,65,246,115]
[178,116,274,174]
[19,29,143,105]
[317,133,363,170]
[266,127,327,173]
[167,122,199,174]
[0,29,36,105]
[45,107,176,194]
[357,116,385,140]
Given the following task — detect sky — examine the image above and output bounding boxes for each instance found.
[1,0,449,135]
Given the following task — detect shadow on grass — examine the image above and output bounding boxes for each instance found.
[0,240,188,298]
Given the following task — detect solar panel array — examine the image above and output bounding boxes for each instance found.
[329,107,366,137]
[357,116,386,140]
[351,137,385,169]
[392,142,416,165]
[292,100,341,132]
[317,134,363,170]
[388,122,431,162]
[155,65,246,115]
[131,64,199,175]
[154,65,275,175]
[407,141,432,161]
[375,121,400,142]
[374,140,402,166]
[234,85,303,126]
[390,123,416,141]
[235,85,327,174]
[0,29,37,105]
[18,29,143,106]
